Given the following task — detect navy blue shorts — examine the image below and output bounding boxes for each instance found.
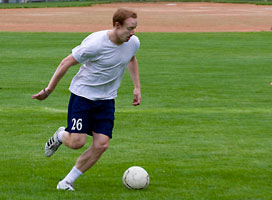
[66,93,115,138]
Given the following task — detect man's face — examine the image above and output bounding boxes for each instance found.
[116,17,138,43]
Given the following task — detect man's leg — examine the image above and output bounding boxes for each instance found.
[44,128,87,157]
[76,132,110,172]
[62,131,87,149]
[57,132,109,190]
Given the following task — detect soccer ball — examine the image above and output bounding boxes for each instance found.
[122,166,149,189]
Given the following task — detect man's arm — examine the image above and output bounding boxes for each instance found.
[32,54,79,100]
[128,56,141,106]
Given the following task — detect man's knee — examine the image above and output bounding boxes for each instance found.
[70,134,86,149]
[92,133,110,153]
[93,141,109,153]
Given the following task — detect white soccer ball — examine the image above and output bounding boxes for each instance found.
[122,166,149,189]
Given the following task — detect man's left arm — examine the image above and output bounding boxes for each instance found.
[128,56,141,106]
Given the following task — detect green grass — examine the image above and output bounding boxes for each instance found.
[0,1,109,8]
[0,0,272,9]
[1,31,272,199]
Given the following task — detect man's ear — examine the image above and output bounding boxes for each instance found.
[114,21,121,29]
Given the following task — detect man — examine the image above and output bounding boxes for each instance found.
[32,8,141,191]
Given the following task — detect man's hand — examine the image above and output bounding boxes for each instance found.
[32,88,50,101]
[132,88,141,106]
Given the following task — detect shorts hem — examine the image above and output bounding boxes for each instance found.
[65,128,112,139]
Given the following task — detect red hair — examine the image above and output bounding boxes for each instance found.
[112,8,137,27]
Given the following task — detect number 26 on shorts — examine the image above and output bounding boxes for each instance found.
[71,118,83,131]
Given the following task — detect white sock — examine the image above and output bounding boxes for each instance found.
[58,129,64,143]
[63,166,83,184]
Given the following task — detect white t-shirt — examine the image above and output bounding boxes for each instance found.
[70,30,140,100]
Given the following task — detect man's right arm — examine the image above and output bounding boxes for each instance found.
[32,54,79,100]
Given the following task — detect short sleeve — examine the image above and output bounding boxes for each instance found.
[72,44,97,64]
[72,34,99,64]
[131,36,140,56]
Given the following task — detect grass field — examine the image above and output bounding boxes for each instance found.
[0,31,272,199]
